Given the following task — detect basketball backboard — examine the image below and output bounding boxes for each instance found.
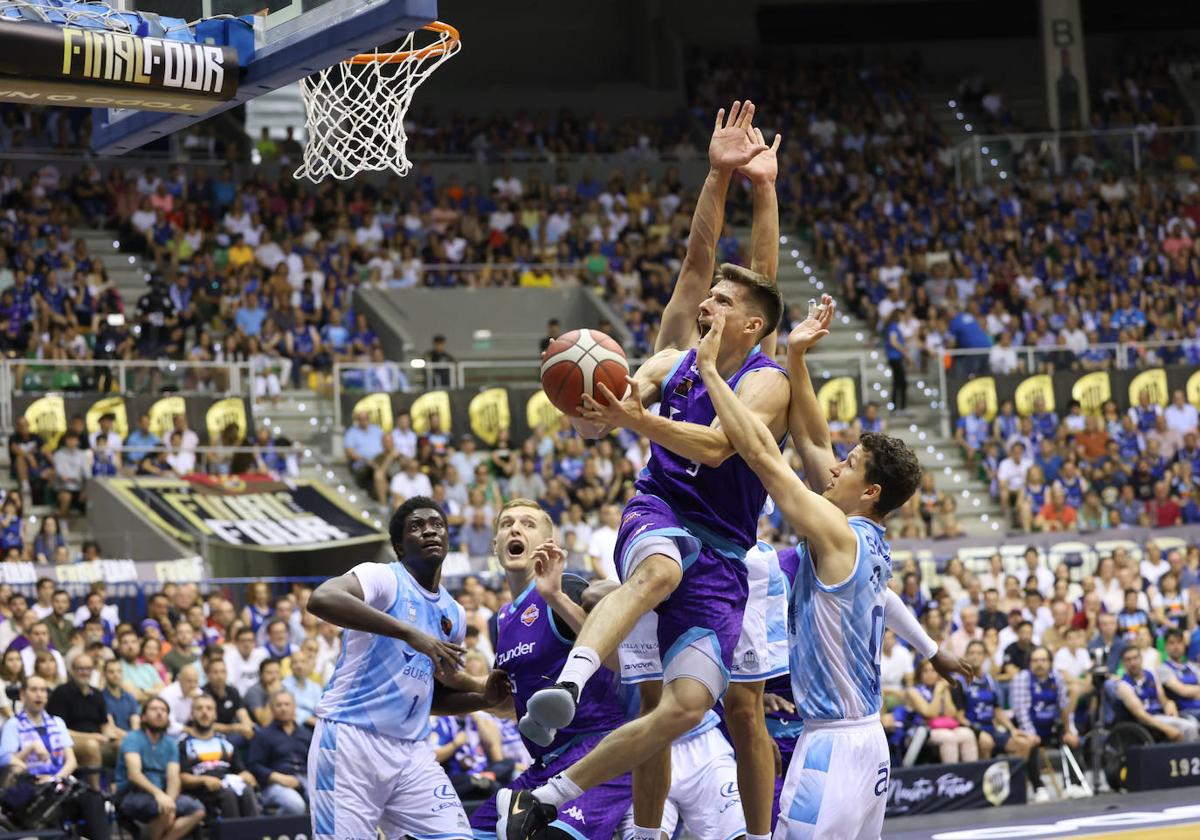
[88,0,436,155]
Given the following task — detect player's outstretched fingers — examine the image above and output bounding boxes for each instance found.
[737,100,755,129]
[726,100,742,128]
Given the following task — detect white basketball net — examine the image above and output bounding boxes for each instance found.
[295,22,460,183]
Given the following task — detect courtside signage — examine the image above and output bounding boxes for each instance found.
[0,19,238,112]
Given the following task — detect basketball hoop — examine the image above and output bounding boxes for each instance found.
[294,21,460,183]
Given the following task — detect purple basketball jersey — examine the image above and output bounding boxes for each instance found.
[495,580,627,760]
[636,347,785,551]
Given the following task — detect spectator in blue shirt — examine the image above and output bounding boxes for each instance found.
[343,411,385,492]
[233,291,267,338]
[956,401,991,471]
[114,697,205,835]
[123,414,161,473]
[1030,397,1059,441]
[102,659,140,732]
[885,310,908,410]
[948,305,992,377]
[246,690,311,815]
[280,650,321,728]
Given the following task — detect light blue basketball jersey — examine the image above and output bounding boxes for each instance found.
[787,517,893,721]
[763,543,789,676]
[316,562,465,741]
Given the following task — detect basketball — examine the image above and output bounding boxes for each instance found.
[539,329,630,417]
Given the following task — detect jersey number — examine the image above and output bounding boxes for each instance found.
[866,605,885,696]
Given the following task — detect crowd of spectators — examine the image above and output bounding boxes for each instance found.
[881,540,1200,791]
[0,578,342,835]
[936,388,1200,536]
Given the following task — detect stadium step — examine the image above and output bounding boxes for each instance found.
[76,226,153,308]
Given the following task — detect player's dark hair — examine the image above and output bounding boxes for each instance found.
[860,432,923,517]
[714,263,783,341]
[390,495,447,550]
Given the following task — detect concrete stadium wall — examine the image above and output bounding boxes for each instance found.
[354,286,635,361]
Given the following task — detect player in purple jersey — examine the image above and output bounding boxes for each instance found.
[479,500,633,840]
[503,102,790,840]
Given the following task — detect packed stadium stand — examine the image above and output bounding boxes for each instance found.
[1,0,1200,836]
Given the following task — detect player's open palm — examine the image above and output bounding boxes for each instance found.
[532,540,567,599]
[709,100,769,172]
[787,294,836,355]
[930,648,974,684]
[737,128,782,184]
[408,628,465,678]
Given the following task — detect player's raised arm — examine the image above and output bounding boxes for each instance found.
[656,101,768,352]
[739,127,783,357]
[787,295,839,492]
[695,312,855,559]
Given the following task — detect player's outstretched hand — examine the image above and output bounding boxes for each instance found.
[787,294,835,356]
[696,310,726,372]
[581,377,643,430]
[738,128,782,184]
[930,648,974,685]
[763,692,796,715]
[710,100,770,172]
[532,540,567,599]
[408,628,466,678]
[484,668,513,707]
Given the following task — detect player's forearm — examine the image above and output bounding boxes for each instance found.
[686,168,733,274]
[786,349,831,451]
[883,590,936,659]
[307,585,413,642]
[748,180,779,282]
[632,412,733,468]
[698,364,778,471]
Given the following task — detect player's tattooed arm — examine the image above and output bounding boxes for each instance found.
[309,572,465,678]
[657,101,768,353]
[696,310,857,573]
[786,295,838,492]
[532,541,622,672]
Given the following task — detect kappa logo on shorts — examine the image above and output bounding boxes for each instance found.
[520,604,540,626]
[562,806,586,824]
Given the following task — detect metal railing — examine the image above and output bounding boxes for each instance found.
[952,125,1200,190]
[332,350,877,432]
[2,358,254,396]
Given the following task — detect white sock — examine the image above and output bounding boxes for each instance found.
[630,825,660,840]
[747,834,770,840]
[531,773,584,808]
[557,646,601,689]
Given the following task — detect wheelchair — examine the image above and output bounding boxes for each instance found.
[1077,678,1156,792]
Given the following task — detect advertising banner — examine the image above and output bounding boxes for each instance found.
[108,476,385,551]
[14,393,251,450]
[948,366,1200,424]
[0,19,238,113]
[1126,742,1200,792]
[886,758,1026,818]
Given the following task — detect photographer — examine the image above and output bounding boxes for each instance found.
[0,676,108,840]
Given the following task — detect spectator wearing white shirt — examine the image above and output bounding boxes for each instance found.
[448,436,485,484]
[586,504,621,581]
[20,622,67,680]
[390,413,418,459]
[364,346,408,392]
[491,166,523,199]
[158,664,203,733]
[1165,390,1199,436]
[989,332,1020,375]
[224,627,268,696]
[389,458,433,508]
[1018,548,1055,596]
[254,230,285,270]
[996,441,1032,520]
[89,413,122,452]
[880,629,914,709]
[1053,627,1092,693]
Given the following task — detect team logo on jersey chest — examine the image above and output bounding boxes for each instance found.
[440,616,453,635]
[520,604,540,626]
[673,377,695,397]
